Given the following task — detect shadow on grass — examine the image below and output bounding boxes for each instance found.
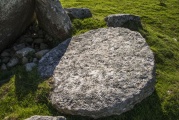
[0,70,13,87]
[14,67,43,100]
[13,66,165,120]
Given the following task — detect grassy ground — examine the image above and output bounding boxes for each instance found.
[0,0,179,119]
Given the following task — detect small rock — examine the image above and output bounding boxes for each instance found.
[33,58,38,63]
[40,43,49,50]
[65,8,92,19]
[1,51,10,57]
[25,63,37,71]
[44,34,53,42]
[22,57,29,64]
[16,47,35,58]
[7,57,19,67]
[35,50,49,59]
[25,115,66,120]
[2,57,10,63]
[1,64,7,70]
[26,37,34,43]
[105,14,143,31]
[34,38,43,44]
[13,43,26,51]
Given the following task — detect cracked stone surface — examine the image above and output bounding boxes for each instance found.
[50,27,156,118]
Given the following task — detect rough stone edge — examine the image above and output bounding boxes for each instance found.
[38,38,71,79]
[49,27,156,118]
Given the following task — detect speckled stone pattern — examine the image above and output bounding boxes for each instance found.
[50,27,156,118]
[35,0,72,41]
[25,115,66,120]
[0,0,35,52]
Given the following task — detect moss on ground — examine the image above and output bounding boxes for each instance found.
[0,0,179,119]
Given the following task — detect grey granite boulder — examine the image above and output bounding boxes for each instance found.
[50,27,155,118]
[35,0,72,41]
[25,115,66,120]
[65,8,92,19]
[105,14,143,31]
[0,0,35,52]
[38,39,71,78]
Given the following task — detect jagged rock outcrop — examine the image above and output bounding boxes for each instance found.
[105,14,143,31]
[0,0,35,52]
[25,115,66,120]
[35,0,72,41]
[50,27,155,118]
[65,8,92,19]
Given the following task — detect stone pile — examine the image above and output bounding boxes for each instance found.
[0,23,53,71]
[0,0,72,53]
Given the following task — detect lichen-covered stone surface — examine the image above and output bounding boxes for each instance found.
[105,14,143,31]
[50,27,156,118]
[25,115,66,120]
[0,0,35,52]
[35,0,72,41]
[65,8,92,19]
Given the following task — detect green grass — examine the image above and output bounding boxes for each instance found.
[0,0,179,119]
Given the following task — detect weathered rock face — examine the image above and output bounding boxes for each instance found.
[65,8,92,19]
[105,14,143,31]
[25,115,66,120]
[35,0,72,41]
[38,39,71,78]
[0,0,35,52]
[50,27,155,118]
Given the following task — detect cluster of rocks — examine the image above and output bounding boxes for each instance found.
[0,23,53,71]
[1,0,156,119]
[0,0,72,53]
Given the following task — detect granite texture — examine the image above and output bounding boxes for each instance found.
[50,27,155,118]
